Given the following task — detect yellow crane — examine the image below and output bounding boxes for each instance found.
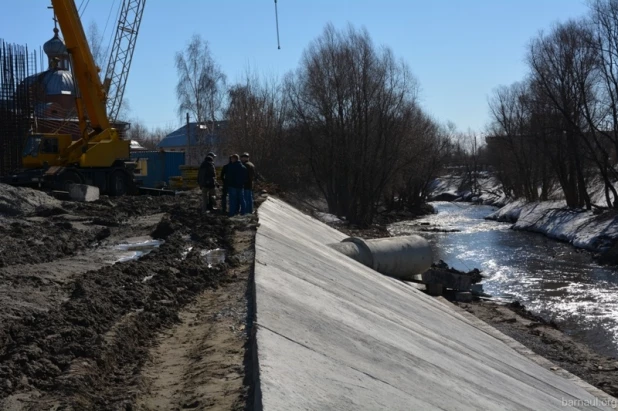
[2,0,142,195]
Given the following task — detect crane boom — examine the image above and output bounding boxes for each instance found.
[50,0,110,133]
[104,0,146,123]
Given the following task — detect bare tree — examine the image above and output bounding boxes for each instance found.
[528,21,595,209]
[175,34,226,164]
[224,71,289,180]
[86,21,107,70]
[175,34,226,124]
[487,81,551,201]
[286,23,422,226]
[149,124,175,148]
[126,120,174,150]
[385,110,451,210]
[126,119,149,149]
[484,1,618,208]
[458,130,482,194]
[585,0,618,207]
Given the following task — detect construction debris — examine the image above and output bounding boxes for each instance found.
[68,183,100,202]
[420,260,485,296]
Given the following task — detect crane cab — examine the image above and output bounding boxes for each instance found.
[22,133,73,169]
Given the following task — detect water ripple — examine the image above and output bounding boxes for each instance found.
[390,202,618,358]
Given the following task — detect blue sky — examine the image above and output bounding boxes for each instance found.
[1,1,590,133]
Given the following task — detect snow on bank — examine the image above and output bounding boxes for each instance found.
[487,200,618,251]
[314,211,343,224]
[428,176,461,200]
[429,175,507,207]
[430,173,618,252]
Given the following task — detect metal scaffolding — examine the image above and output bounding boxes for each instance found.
[0,39,38,177]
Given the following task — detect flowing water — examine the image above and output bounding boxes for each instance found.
[390,201,618,358]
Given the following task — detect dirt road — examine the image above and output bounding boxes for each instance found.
[0,185,256,410]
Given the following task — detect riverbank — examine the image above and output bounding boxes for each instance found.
[430,173,618,261]
[271,193,618,398]
[255,197,615,410]
[453,298,618,398]
[390,201,618,397]
[429,174,507,207]
[487,200,618,263]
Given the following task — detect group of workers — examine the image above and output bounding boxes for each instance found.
[197,151,257,217]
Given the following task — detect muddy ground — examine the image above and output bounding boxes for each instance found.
[0,185,259,410]
[455,299,618,398]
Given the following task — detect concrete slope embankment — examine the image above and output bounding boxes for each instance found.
[253,197,614,410]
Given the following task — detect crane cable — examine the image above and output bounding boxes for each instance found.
[101,0,118,50]
[78,0,90,17]
[100,0,119,70]
[274,0,281,49]
[104,1,123,74]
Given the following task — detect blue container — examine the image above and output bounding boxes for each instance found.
[130,151,185,188]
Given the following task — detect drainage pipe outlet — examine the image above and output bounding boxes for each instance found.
[329,235,433,280]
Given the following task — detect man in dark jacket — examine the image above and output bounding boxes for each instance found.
[224,154,247,217]
[240,152,256,214]
[197,155,217,212]
[219,155,232,215]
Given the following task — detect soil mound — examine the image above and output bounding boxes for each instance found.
[0,184,62,216]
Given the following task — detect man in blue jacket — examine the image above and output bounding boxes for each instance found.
[240,152,256,214]
[224,154,247,217]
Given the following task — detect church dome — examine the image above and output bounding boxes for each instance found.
[43,27,69,63]
[14,25,76,119]
[22,70,74,96]
[19,26,74,97]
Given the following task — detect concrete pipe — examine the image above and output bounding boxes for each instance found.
[329,235,433,280]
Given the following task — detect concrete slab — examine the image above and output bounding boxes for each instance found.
[254,197,616,410]
[68,184,99,202]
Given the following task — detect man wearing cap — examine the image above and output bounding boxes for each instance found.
[197,153,217,212]
[240,152,256,214]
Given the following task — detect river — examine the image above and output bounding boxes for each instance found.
[389,201,618,358]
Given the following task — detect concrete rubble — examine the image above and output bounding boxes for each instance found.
[68,183,100,202]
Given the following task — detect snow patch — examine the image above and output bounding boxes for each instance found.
[429,175,507,207]
[488,200,618,251]
[314,212,343,224]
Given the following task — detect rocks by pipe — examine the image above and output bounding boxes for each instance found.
[328,235,433,280]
